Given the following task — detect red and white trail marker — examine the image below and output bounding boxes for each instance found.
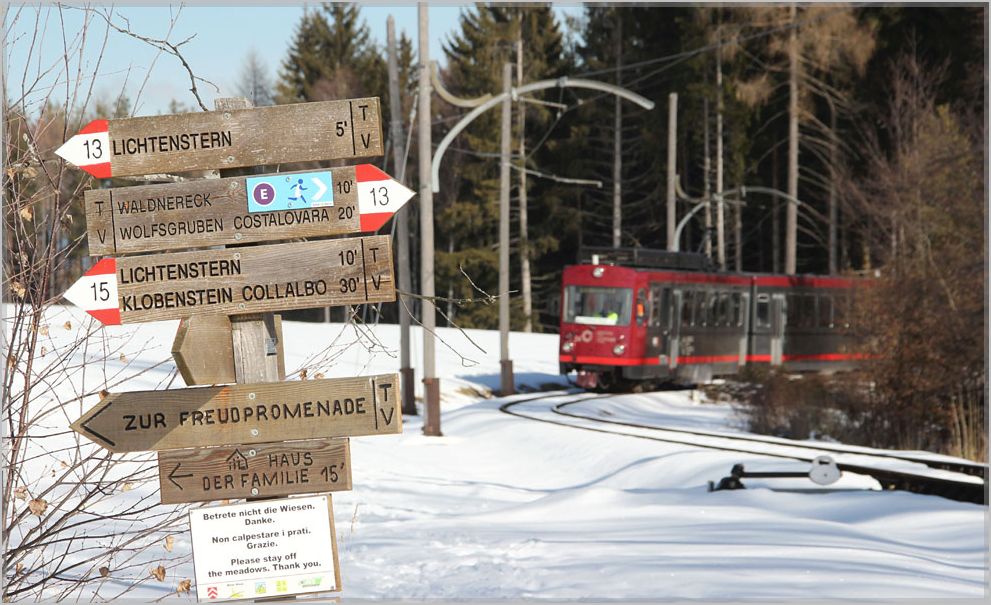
[54,120,111,179]
[356,164,415,233]
[62,258,120,325]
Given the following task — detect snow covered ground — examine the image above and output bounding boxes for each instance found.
[8,306,988,599]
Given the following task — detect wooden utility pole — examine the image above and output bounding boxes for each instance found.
[666,93,677,251]
[499,62,514,396]
[387,16,417,416]
[786,2,799,275]
[612,13,623,248]
[517,15,532,333]
[419,4,441,434]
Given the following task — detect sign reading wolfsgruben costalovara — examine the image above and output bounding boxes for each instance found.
[62,235,393,325]
[84,165,414,255]
[189,495,341,601]
[55,98,382,178]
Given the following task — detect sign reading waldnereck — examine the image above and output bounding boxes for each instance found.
[55,98,381,178]
[84,165,414,255]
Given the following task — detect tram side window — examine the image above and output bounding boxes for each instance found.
[696,290,710,327]
[681,290,694,327]
[756,294,771,328]
[650,286,670,328]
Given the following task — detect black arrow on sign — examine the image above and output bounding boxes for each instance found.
[167,462,194,490]
[81,400,116,447]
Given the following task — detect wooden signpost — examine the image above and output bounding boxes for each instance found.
[55,98,382,178]
[70,374,401,453]
[158,438,351,504]
[84,164,414,255]
[63,96,409,602]
[62,235,394,325]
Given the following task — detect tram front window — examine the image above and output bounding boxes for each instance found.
[564,286,632,326]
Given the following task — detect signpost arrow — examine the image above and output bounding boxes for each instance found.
[83,165,414,255]
[355,164,416,233]
[158,438,352,504]
[166,462,195,489]
[70,374,401,453]
[62,235,394,325]
[55,98,382,178]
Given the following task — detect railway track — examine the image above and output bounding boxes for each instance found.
[499,390,987,504]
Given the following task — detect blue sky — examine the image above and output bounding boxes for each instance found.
[4,3,584,118]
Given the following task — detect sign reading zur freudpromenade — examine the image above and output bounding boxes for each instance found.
[70,374,401,453]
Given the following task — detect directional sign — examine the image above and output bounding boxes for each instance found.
[84,164,414,255]
[70,374,401,453]
[62,235,393,325]
[55,98,382,178]
[158,438,352,504]
[189,494,341,601]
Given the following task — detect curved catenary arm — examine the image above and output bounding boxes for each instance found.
[432,77,655,192]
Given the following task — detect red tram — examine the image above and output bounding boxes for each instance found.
[559,248,866,390]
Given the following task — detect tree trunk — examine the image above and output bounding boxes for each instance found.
[703,97,712,259]
[772,145,781,273]
[517,16,532,332]
[716,23,726,270]
[612,12,623,248]
[785,2,799,275]
[828,95,838,275]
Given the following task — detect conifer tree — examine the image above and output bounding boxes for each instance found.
[439,5,570,329]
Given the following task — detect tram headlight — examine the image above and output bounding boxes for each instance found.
[562,341,574,353]
[612,344,626,355]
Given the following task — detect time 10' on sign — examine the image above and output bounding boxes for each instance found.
[189,495,341,602]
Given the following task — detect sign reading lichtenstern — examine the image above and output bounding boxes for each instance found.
[189,494,340,602]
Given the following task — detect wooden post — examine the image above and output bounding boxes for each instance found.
[419,5,441,435]
[498,63,514,397]
[388,16,417,417]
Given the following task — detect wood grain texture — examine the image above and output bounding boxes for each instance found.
[158,438,352,504]
[84,166,364,256]
[110,235,393,323]
[172,315,237,385]
[231,314,283,384]
[70,373,401,453]
[171,314,286,386]
[102,98,381,177]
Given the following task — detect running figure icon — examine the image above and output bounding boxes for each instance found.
[287,178,308,204]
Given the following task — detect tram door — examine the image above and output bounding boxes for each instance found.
[770,293,787,365]
[668,290,682,369]
[737,292,750,368]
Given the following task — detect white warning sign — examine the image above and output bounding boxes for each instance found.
[188,494,340,601]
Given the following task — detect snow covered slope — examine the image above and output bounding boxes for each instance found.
[10,307,987,599]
